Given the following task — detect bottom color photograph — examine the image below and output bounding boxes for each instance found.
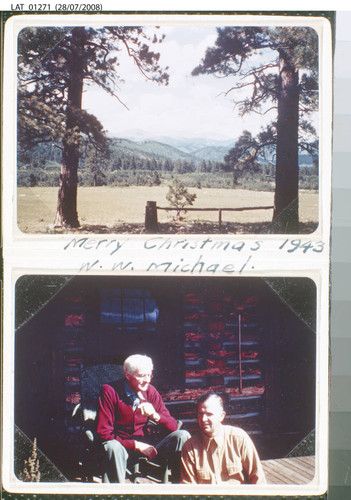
[14,275,318,488]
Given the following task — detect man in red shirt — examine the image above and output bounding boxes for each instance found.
[97,354,190,483]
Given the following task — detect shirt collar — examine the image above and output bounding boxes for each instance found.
[201,424,225,451]
[124,379,141,410]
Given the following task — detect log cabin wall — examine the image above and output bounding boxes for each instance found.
[161,283,266,440]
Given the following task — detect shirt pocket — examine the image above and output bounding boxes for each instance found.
[197,469,212,483]
[226,458,243,477]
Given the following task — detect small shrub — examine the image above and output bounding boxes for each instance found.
[166,178,197,219]
[19,438,40,482]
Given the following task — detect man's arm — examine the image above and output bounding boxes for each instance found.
[241,433,266,484]
[180,444,197,484]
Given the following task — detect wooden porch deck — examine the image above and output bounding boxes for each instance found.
[123,455,316,485]
[90,456,316,485]
[262,455,315,484]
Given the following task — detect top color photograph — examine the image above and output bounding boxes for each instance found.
[14,15,330,235]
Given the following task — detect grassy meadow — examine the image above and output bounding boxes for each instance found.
[17,185,319,234]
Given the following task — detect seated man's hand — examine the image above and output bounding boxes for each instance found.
[137,402,160,422]
[134,441,158,460]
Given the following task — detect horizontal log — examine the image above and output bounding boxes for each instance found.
[156,206,274,212]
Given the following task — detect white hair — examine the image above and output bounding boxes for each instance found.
[123,354,153,375]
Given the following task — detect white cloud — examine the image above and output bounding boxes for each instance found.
[82,25,282,140]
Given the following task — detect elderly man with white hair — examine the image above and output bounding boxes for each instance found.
[97,354,190,483]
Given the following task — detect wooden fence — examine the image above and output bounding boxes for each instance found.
[145,200,274,232]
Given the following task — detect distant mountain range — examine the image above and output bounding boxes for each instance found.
[110,136,235,164]
[110,135,314,166]
[142,136,237,154]
[115,129,236,150]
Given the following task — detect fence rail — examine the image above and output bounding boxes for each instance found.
[145,200,274,231]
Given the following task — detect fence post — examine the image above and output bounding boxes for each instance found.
[145,201,159,233]
[219,209,222,228]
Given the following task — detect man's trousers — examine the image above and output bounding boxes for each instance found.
[102,429,190,483]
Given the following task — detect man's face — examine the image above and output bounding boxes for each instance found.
[125,367,153,393]
[197,397,226,437]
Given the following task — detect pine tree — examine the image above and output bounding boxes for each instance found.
[18,26,168,227]
[193,26,319,232]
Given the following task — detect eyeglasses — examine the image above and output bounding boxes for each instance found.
[133,372,153,381]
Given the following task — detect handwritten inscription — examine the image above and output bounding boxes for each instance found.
[64,237,128,255]
[80,260,134,272]
[62,236,325,275]
[279,239,325,253]
[146,255,253,274]
[79,255,253,274]
[144,237,262,252]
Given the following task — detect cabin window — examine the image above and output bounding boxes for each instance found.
[100,289,159,330]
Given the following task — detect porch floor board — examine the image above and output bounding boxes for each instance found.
[262,456,315,484]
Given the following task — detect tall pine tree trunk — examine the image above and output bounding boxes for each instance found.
[54,28,85,228]
[273,49,299,233]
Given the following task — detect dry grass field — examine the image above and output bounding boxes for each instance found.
[17,186,319,234]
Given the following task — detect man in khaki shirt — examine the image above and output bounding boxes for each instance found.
[180,392,265,484]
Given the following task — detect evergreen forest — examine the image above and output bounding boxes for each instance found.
[18,137,318,192]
